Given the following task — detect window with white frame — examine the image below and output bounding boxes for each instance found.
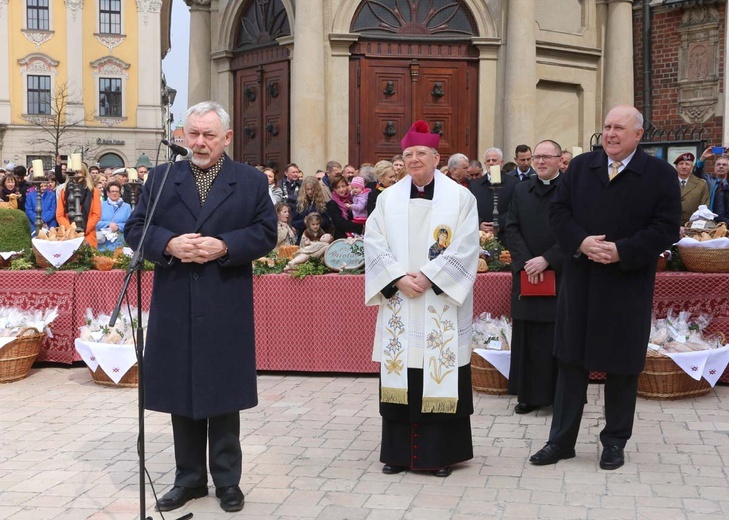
[27,0,50,31]
[27,75,51,115]
[100,0,121,34]
[99,78,122,117]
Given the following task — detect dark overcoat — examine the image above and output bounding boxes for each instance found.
[124,156,277,419]
[469,171,517,245]
[549,148,681,374]
[504,176,566,322]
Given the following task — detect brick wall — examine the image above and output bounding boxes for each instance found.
[633,4,725,152]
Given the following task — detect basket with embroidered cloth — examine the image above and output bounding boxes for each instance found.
[471,313,511,394]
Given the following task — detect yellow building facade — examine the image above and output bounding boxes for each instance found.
[0,0,172,170]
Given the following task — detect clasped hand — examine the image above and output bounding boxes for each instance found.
[523,256,548,284]
[165,233,227,264]
[395,272,432,298]
[579,235,619,264]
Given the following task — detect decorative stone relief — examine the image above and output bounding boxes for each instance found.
[94,116,128,127]
[95,34,125,53]
[22,30,54,49]
[65,0,84,21]
[0,0,8,17]
[676,5,721,124]
[137,0,163,24]
[90,56,131,77]
[183,0,212,8]
[18,54,59,75]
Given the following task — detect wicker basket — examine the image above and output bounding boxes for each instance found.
[0,327,45,383]
[88,364,138,387]
[678,246,729,273]
[0,253,22,269]
[638,352,711,400]
[32,244,81,269]
[470,351,508,394]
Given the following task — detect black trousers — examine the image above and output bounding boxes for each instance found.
[548,360,639,449]
[171,412,242,488]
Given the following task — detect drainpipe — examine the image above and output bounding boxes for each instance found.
[643,0,652,126]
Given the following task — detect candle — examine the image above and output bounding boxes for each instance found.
[572,146,583,157]
[127,168,138,181]
[69,153,83,172]
[490,164,502,184]
[32,159,44,178]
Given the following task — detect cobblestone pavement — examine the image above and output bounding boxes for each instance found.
[0,367,728,519]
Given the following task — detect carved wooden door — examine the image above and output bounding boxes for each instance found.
[233,61,290,171]
[350,56,477,166]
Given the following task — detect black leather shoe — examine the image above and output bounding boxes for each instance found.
[155,485,208,512]
[514,403,537,414]
[216,485,245,512]
[600,445,625,470]
[529,443,576,465]
[432,466,452,477]
[382,464,407,475]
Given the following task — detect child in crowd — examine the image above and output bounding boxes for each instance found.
[349,176,370,226]
[275,202,297,251]
[285,212,333,270]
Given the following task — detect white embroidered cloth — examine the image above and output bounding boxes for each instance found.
[676,237,729,249]
[0,250,23,260]
[474,348,511,379]
[32,237,84,267]
[663,345,729,387]
[74,339,137,384]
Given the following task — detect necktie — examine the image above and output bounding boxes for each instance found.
[681,180,686,189]
[609,161,620,181]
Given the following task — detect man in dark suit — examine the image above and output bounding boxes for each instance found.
[509,144,536,182]
[529,105,681,470]
[469,147,517,245]
[125,101,277,512]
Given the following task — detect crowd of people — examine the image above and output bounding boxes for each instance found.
[0,156,151,252]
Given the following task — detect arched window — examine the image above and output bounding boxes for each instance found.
[98,152,124,168]
[352,0,478,40]
[234,0,291,52]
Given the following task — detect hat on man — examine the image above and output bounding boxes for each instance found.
[401,120,440,151]
[112,167,128,176]
[674,152,695,165]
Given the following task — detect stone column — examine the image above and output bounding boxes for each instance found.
[326,33,358,166]
[472,37,502,158]
[603,0,634,114]
[136,0,164,129]
[503,0,536,159]
[65,1,85,124]
[0,0,11,124]
[184,0,211,105]
[290,0,326,176]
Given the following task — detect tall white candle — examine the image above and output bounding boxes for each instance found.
[127,168,138,181]
[32,159,44,178]
[69,153,83,172]
[490,165,502,184]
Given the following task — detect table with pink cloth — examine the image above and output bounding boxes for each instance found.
[1,270,728,382]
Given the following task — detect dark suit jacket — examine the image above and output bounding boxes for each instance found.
[469,172,517,246]
[549,148,681,374]
[509,167,537,182]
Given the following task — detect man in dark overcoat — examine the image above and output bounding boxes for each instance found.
[504,139,566,414]
[125,101,277,512]
[529,105,681,470]
[469,147,517,246]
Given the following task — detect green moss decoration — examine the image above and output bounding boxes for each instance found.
[0,208,32,253]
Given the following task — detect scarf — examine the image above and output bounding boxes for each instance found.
[374,171,462,413]
[1,187,17,201]
[331,190,353,219]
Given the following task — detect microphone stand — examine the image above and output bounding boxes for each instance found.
[109,151,192,520]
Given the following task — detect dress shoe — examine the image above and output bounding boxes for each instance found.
[600,445,625,470]
[529,443,576,466]
[216,485,245,512]
[155,485,208,512]
[432,466,452,477]
[382,464,407,475]
[514,403,537,414]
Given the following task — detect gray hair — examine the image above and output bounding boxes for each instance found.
[483,147,503,161]
[447,153,469,170]
[360,165,377,183]
[184,101,230,132]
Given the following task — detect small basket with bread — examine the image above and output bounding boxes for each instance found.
[678,206,729,272]
[32,223,85,268]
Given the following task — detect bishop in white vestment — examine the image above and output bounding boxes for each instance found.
[364,121,480,477]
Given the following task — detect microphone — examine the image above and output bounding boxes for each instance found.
[161,139,193,158]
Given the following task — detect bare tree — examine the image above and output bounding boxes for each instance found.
[25,82,94,157]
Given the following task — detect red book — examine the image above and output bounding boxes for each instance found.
[520,270,556,297]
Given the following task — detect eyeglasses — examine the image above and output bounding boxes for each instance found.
[532,155,561,162]
[403,150,434,161]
